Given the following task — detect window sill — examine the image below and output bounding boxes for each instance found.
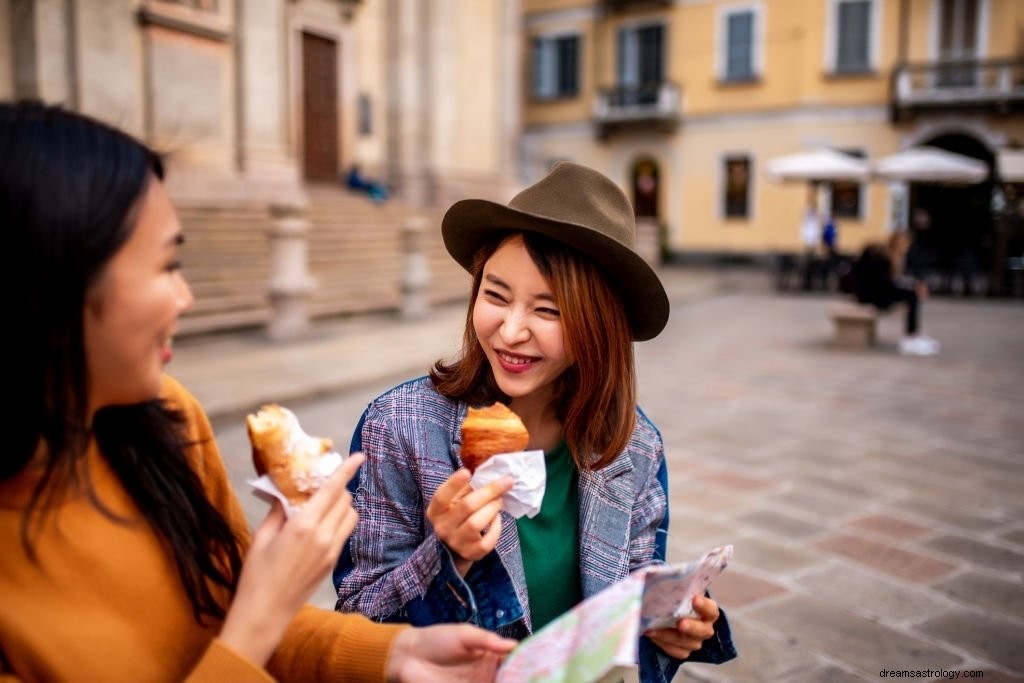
[716,75,762,88]
[529,94,581,104]
[824,68,879,81]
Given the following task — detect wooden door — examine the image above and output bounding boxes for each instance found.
[302,32,339,182]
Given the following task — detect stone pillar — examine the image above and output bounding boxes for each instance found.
[400,215,431,320]
[385,0,433,206]
[635,217,661,267]
[500,0,523,183]
[266,203,316,340]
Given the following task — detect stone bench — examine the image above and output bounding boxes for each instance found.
[829,301,886,348]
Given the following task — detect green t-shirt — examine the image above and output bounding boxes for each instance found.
[515,439,582,631]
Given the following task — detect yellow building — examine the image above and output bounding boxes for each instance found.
[522,0,1024,289]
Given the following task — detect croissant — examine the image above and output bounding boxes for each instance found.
[460,402,529,473]
[247,404,333,505]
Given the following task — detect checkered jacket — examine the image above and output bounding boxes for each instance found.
[334,377,736,681]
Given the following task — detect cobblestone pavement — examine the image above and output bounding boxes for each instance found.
[176,266,1024,682]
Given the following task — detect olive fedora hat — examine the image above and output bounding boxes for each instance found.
[442,161,669,341]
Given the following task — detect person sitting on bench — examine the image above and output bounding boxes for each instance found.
[850,234,939,357]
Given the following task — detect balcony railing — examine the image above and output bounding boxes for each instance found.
[891,57,1024,120]
[601,0,672,12]
[593,82,681,138]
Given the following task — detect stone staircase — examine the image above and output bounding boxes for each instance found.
[304,186,469,319]
[176,187,469,337]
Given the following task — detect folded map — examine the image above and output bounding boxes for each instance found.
[496,545,733,683]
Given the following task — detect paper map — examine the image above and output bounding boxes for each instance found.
[496,545,733,683]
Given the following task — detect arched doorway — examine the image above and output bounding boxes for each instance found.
[631,158,662,264]
[632,158,659,219]
[908,134,994,296]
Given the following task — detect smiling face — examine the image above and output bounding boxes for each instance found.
[82,178,193,415]
[472,234,572,413]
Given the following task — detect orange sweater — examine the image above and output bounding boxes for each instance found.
[0,375,404,682]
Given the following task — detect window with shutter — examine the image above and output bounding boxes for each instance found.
[725,11,755,81]
[531,35,581,100]
[836,0,871,73]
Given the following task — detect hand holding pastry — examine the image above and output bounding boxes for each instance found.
[426,469,513,576]
[221,452,365,667]
[247,403,335,506]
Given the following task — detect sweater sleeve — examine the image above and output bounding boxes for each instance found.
[161,375,407,682]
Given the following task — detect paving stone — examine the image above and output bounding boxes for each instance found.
[813,535,958,582]
[890,497,1007,533]
[789,473,882,500]
[670,488,760,517]
[729,537,822,574]
[708,568,789,610]
[917,609,1024,674]
[665,514,741,550]
[696,471,779,492]
[922,535,1024,574]
[845,514,934,541]
[770,490,866,522]
[745,595,962,676]
[733,510,829,539]
[1000,528,1024,548]
[798,563,948,623]
[857,464,968,500]
[670,618,824,683]
[900,448,996,479]
[783,666,873,682]
[932,571,1024,619]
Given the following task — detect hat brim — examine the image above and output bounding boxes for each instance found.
[442,199,669,341]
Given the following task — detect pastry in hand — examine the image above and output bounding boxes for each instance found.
[246,404,334,505]
[459,402,529,473]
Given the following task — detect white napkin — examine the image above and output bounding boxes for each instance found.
[469,450,547,518]
[248,451,344,518]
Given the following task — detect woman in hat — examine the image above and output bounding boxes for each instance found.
[0,101,515,681]
[334,162,736,681]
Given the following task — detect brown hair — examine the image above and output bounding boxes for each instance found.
[431,231,637,470]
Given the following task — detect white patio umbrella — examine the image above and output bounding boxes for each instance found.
[872,146,987,185]
[765,148,871,223]
[765,148,871,183]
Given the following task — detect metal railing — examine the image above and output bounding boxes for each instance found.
[593,82,681,126]
[891,57,1024,117]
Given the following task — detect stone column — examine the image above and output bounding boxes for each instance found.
[266,203,316,340]
[400,215,431,320]
[385,0,433,206]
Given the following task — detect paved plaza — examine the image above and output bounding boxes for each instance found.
[175,266,1024,682]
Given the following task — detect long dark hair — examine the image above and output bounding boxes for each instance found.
[431,231,637,469]
[0,101,242,623]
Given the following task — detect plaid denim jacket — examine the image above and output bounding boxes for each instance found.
[334,378,736,682]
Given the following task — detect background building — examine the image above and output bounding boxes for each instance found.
[0,0,522,334]
[522,0,1024,293]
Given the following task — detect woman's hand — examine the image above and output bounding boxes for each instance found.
[644,595,720,660]
[426,469,513,576]
[218,453,365,666]
[386,624,517,682]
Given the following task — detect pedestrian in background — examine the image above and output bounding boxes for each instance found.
[334,162,736,683]
[0,101,514,682]
[851,234,940,356]
[801,206,823,290]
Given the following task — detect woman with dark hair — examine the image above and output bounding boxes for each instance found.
[334,163,736,683]
[0,101,514,681]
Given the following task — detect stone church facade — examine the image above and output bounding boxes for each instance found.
[1,0,522,336]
